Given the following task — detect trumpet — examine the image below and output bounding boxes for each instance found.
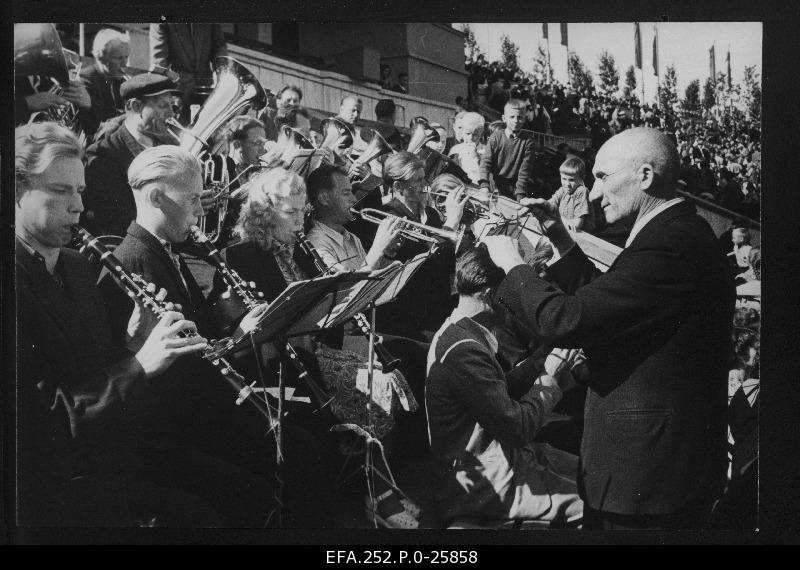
[353,207,465,246]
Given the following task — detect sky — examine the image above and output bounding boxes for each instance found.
[457,22,762,103]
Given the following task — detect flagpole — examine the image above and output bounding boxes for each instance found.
[654,24,660,108]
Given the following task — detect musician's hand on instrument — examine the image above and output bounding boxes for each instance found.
[135,311,208,378]
[444,185,469,229]
[368,216,404,267]
[349,162,371,182]
[127,286,179,340]
[517,197,575,255]
[62,80,92,109]
[483,235,526,273]
[25,91,69,111]
[200,188,216,214]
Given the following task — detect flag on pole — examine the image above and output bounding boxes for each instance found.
[560,23,568,47]
[634,22,642,69]
[709,44,716,81]
[542,23,548,40]
[726,48,732,89]
[652,25,659,76]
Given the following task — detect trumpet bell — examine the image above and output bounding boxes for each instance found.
[406,117,440,155]
[320,117,355,152]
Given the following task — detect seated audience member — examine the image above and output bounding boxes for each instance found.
[426,244,583,527]
[727,227,752,271]
[548,156,593,232]
[79,28,133,138]
[448,112,487,185]
[393,72,409,94]
[478,99,536,201]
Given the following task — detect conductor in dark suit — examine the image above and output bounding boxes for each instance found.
[484,127,735,529]
[149,23,228,125]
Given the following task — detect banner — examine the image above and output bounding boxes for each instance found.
[560,23,568,47]
[634,22,642,69]
[726,49,732,89]
[652,25,659,76]
[542,22,548,40]
[709,44,716,81]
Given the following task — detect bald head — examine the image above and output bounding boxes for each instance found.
[599,127,680,197]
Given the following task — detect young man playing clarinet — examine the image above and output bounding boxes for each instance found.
[15,122,273,527]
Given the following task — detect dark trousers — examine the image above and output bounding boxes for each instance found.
[583,501,715,530]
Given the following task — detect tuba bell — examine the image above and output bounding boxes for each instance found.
[15,23,86,144]
[168,56,269,243]
[406,116,440,155]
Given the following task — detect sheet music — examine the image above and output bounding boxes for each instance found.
[373,249,435,307]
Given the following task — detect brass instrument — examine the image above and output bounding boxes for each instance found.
[15,24,86,145]
[353,207,465,247]
[348,129,395,183]
[426,182,495,221]
[319,117,355,153]
[294,230,401,372]
[406,116,440,155]
[190,226,334,411]
[167,56,268,243]
[277,124,316,175]
[73,226,282,431]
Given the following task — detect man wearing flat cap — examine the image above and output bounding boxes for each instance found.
[82,73,181,237]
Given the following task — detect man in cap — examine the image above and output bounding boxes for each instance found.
[81,72,181,237]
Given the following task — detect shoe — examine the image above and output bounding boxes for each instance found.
[364,490,420,529]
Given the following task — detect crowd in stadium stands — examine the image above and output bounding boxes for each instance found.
[460,55,761,221]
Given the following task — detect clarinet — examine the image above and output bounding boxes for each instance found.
[190,226,334,411]
[74,226,281,431]
[294,230,401,372]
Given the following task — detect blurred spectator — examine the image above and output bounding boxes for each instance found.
[392,72,409,94]
[379,64,393,90]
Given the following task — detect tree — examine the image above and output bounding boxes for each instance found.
[657,65,679,113]
[532,44,553,85]
[597,50,620,98]
[623,65,637,99]
[568,51,594,95]
[741,65,761,123]
[500,34,521,76]
[682,79,701,115]
[702,77,716,110]
[460,23,483,66]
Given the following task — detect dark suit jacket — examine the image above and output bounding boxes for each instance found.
[149,23,227,95]
[375,199,455,340]
[82,123,145,238]
[15,239,151,524]
[78,63,130,137]
[98,222,227,447]
[493,200,735,516]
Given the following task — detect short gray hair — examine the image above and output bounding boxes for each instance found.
[128,145,201,191]
[92,28,130,61]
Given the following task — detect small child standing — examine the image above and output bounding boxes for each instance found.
[549,156,593,232]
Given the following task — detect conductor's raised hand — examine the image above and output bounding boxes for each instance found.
[518,197,575,255]
[134,310,208,378]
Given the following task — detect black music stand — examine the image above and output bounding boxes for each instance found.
[325,250,437,527]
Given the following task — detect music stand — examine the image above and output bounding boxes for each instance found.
[326,249,437,527]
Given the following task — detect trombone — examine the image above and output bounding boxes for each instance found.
[352,207,464,246]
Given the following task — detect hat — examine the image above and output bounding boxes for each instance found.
[120,72,181,100]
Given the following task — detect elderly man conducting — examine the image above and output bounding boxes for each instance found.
[483,127,735,530]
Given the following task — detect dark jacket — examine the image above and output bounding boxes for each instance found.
[373,198,456,341]
[78,62,129,137]
[493,200,734,516]
[15,239,151,524]
[82,123,145,238]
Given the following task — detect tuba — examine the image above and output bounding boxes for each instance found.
[15,23,86,145]
[168,56,268,243]
[406,116,440,155]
